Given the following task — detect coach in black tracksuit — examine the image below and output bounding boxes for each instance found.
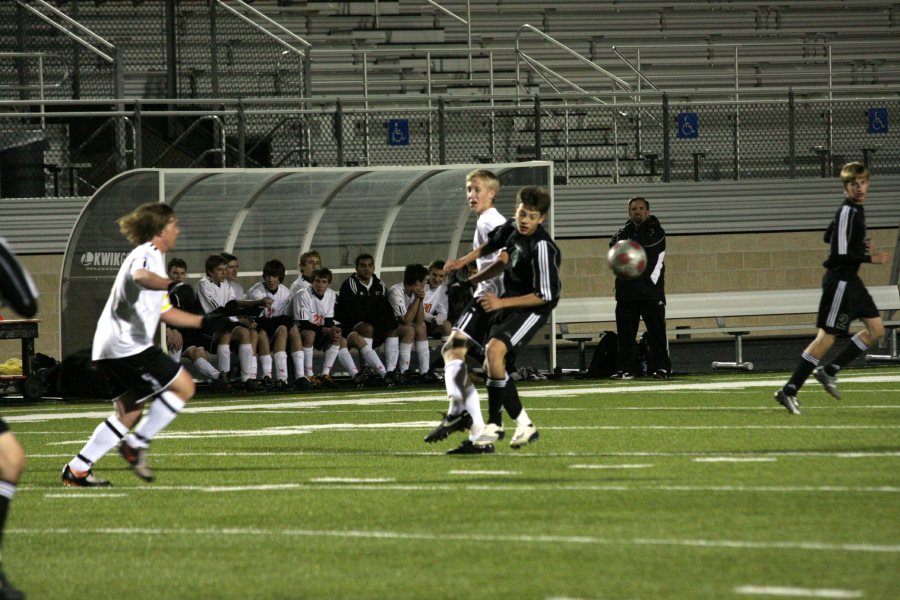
[609,196,671,379]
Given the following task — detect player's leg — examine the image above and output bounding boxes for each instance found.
[641,300,670,378]
[776,329,835,414]
[0,426,25,600]
[271,325,290,387]
[396,323,414,376]
[613,301,640,378]
[426,331,477,445]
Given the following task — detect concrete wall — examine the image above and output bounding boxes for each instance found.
[1,227,896,361]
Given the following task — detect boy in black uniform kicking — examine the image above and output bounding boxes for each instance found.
[775,162,891,414]
[447,186,562,453]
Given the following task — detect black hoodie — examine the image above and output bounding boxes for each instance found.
[609,214,666,303]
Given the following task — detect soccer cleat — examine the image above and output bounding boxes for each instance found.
[510,423,539,449]
[0,571,25,600]
[272,379,290,391]
[774,389,802,415]
[419,369,442,384]
[210,372,232,393]
[307,375,322,389]
[481,422,505,441]
[447,440,495,455]
[610,371,634,380]
[384,369,403,387]
[353,368,371,389]
[813,366,842,400]
[243,379,262,392]
[652,369,669,380]
[119,442,154,482]
[61,464,111,488]
[424,410,473,443]
[318,374,339,389]
[294,376,313,391]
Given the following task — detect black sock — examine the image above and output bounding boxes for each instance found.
[826,334,868,375]
[0,480,14,548]
[503,378,523,421]
[487,381,504,426]
[786,352,818,394]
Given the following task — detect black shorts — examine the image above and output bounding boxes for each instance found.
[0,418,8,435]
[817,273,880,335]
[173,326,208,351]
[256,315,293,339]
[452,299,493,351]
[299,323,336,351]
[486,308,550,353]
[94,346,182,403]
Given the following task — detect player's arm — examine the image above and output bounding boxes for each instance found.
[445,242,490,273]
[133,268,172,291]
[468,250,508,288]
[478,292,547,313]
[161,306,204,329]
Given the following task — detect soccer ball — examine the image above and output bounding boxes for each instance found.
[607,240,647,280]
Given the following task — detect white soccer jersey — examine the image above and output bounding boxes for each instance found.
[196,277,236,314]
[289,277,311,320]
[92,242,171,360]
[228,280,245,300]
[289,276,310,296]
[247,281,293,318]
[296,287,337,327]
[387,282,416,319]
[424,282,449,325]
[475,206,506,297]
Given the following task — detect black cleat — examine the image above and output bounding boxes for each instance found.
[774,389,802,415]
[0,570,25,600]
[447,440,495,455]
[424,410,473,443]
[353,368,371,389]
[119,442,155,482]
[61,464,111,488]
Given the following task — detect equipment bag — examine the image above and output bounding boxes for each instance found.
[586,331,618,378]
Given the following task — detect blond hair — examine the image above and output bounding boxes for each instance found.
[117,203,174,245]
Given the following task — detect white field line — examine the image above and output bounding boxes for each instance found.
[569,464,653,470]
[734,585,864,598]
[693,457,778,463]
[9,374,900,423]
[310,477,395,483]
[19,483,900,494]
[43,421,900,446]
[448,470,520,476]
[43,493,129,499]
[25,450,900,459]
[8,526,899,554]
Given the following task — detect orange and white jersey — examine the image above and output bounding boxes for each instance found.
[296,287,337,327]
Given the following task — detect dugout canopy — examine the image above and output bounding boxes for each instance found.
[60,163,556,369]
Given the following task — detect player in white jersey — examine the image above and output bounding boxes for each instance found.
[196,254,263,390]
[425,169,506,453]
[423,260,451,339]
[296,268,358,386]
[62,203,235,487]
[289,249,320,298]
[387,264,435,381]
[247,259,298,388]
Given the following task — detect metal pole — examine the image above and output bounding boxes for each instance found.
[237,101,246,168]
[466,0,472,80]
[662,93,670,182]
[438,96,446,164]
[787,89,796,178]
[335,99,344,166]
[133,102,143,168]
[533,95,542,160]
[733,46,740,180]
[209,0,220,97]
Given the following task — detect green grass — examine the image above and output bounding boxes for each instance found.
[7,369,900,599]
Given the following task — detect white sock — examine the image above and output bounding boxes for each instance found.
[415,340,430,374]
[443,359,466,415]
[303,347,314,377]
[239,344,254,381]
[69,415,129,471]
[291,351,304,380]
[217,344,230,373]
[516,408,531,427]
[193,357,219,379]
[398,342,412,373]
[322,345,339,375]
[384,337,399,372]
[361,344,387,376]
[464,383,485,442]
[273,351,288,382]
[338,347,358,377]
[127,392,186,448]
[260,354,273,379]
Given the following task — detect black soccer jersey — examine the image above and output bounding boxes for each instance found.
[823,198,872,277]
[485,218,562,314]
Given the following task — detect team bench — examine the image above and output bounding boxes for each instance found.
[553,285,900,371]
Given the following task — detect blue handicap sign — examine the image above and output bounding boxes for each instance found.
[868,108,888,134]
[677,112,699,139]
[387,119,410,146]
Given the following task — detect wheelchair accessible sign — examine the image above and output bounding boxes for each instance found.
[868,108,888,134]
[388,119,410,146]
[677,112,699,139]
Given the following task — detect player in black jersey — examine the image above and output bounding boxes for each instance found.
[775,162,891,414]
[447,186,562,452]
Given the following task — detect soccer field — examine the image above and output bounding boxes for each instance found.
[7,369,900,599]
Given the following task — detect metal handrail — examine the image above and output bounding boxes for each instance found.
[151,115,227,168]
[14,0,115,63]
[515,24,630,104]
[215,0,311,53]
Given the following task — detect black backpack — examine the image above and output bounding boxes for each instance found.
[586,331,618,378]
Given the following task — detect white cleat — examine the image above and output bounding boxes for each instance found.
[510,423,539,449]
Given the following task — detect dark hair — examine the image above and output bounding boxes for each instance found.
[516,186,551,215]
[355,253,375,267]
[262,259,286,282]
[312,267,333,283]
[428,259,446,272]
[167,257,187,272]
[205,253,227,275]
[628,196,650,210]
[403,263,429,286]
[220,252,237,263]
